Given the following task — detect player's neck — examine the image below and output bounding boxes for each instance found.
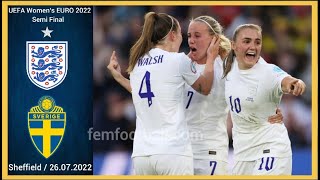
[155,43,174,53]
[196,57,206,64]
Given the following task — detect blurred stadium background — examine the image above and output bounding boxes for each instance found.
[92,6,312,175]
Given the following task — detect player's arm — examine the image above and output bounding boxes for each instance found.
[191,36,220,95]
[281,76,306,96]
[107,51,132,93]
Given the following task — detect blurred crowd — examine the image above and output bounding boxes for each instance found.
[92,6,312,157]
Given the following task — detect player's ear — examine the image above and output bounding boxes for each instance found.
[170,31,176,41]
[231,41,236,50]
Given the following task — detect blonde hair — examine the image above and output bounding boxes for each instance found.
[193,16,231,58]
[223,24,262,78]
[127,12,178,73]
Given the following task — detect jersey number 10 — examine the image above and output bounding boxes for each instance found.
[229,96,241,113]
[139,71,155,107]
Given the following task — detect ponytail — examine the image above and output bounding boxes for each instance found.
[219,34,231,59]
[127,12,156,73]
[222,49,234,78]
[127,12,177,73]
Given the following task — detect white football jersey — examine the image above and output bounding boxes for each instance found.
[225,57,292,161]
[130,48,200,157]
[184,56,229,161]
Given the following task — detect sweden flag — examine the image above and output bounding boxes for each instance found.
[28,112,66,158]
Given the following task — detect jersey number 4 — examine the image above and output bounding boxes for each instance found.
[139,71,155,107]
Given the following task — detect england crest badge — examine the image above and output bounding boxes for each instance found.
[26,41,68,90]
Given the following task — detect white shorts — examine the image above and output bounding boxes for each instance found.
[232,156,292,175]
[194,158,228,175]
[132,155,193,175]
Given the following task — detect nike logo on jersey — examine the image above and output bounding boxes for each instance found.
[248,86,258,95]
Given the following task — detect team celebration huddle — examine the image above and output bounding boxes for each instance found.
[106,12,306,175]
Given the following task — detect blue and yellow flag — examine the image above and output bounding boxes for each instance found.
[28,96,66,158]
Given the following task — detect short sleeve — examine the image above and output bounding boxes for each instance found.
[178,54,201,86]
[269,64,290,98]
